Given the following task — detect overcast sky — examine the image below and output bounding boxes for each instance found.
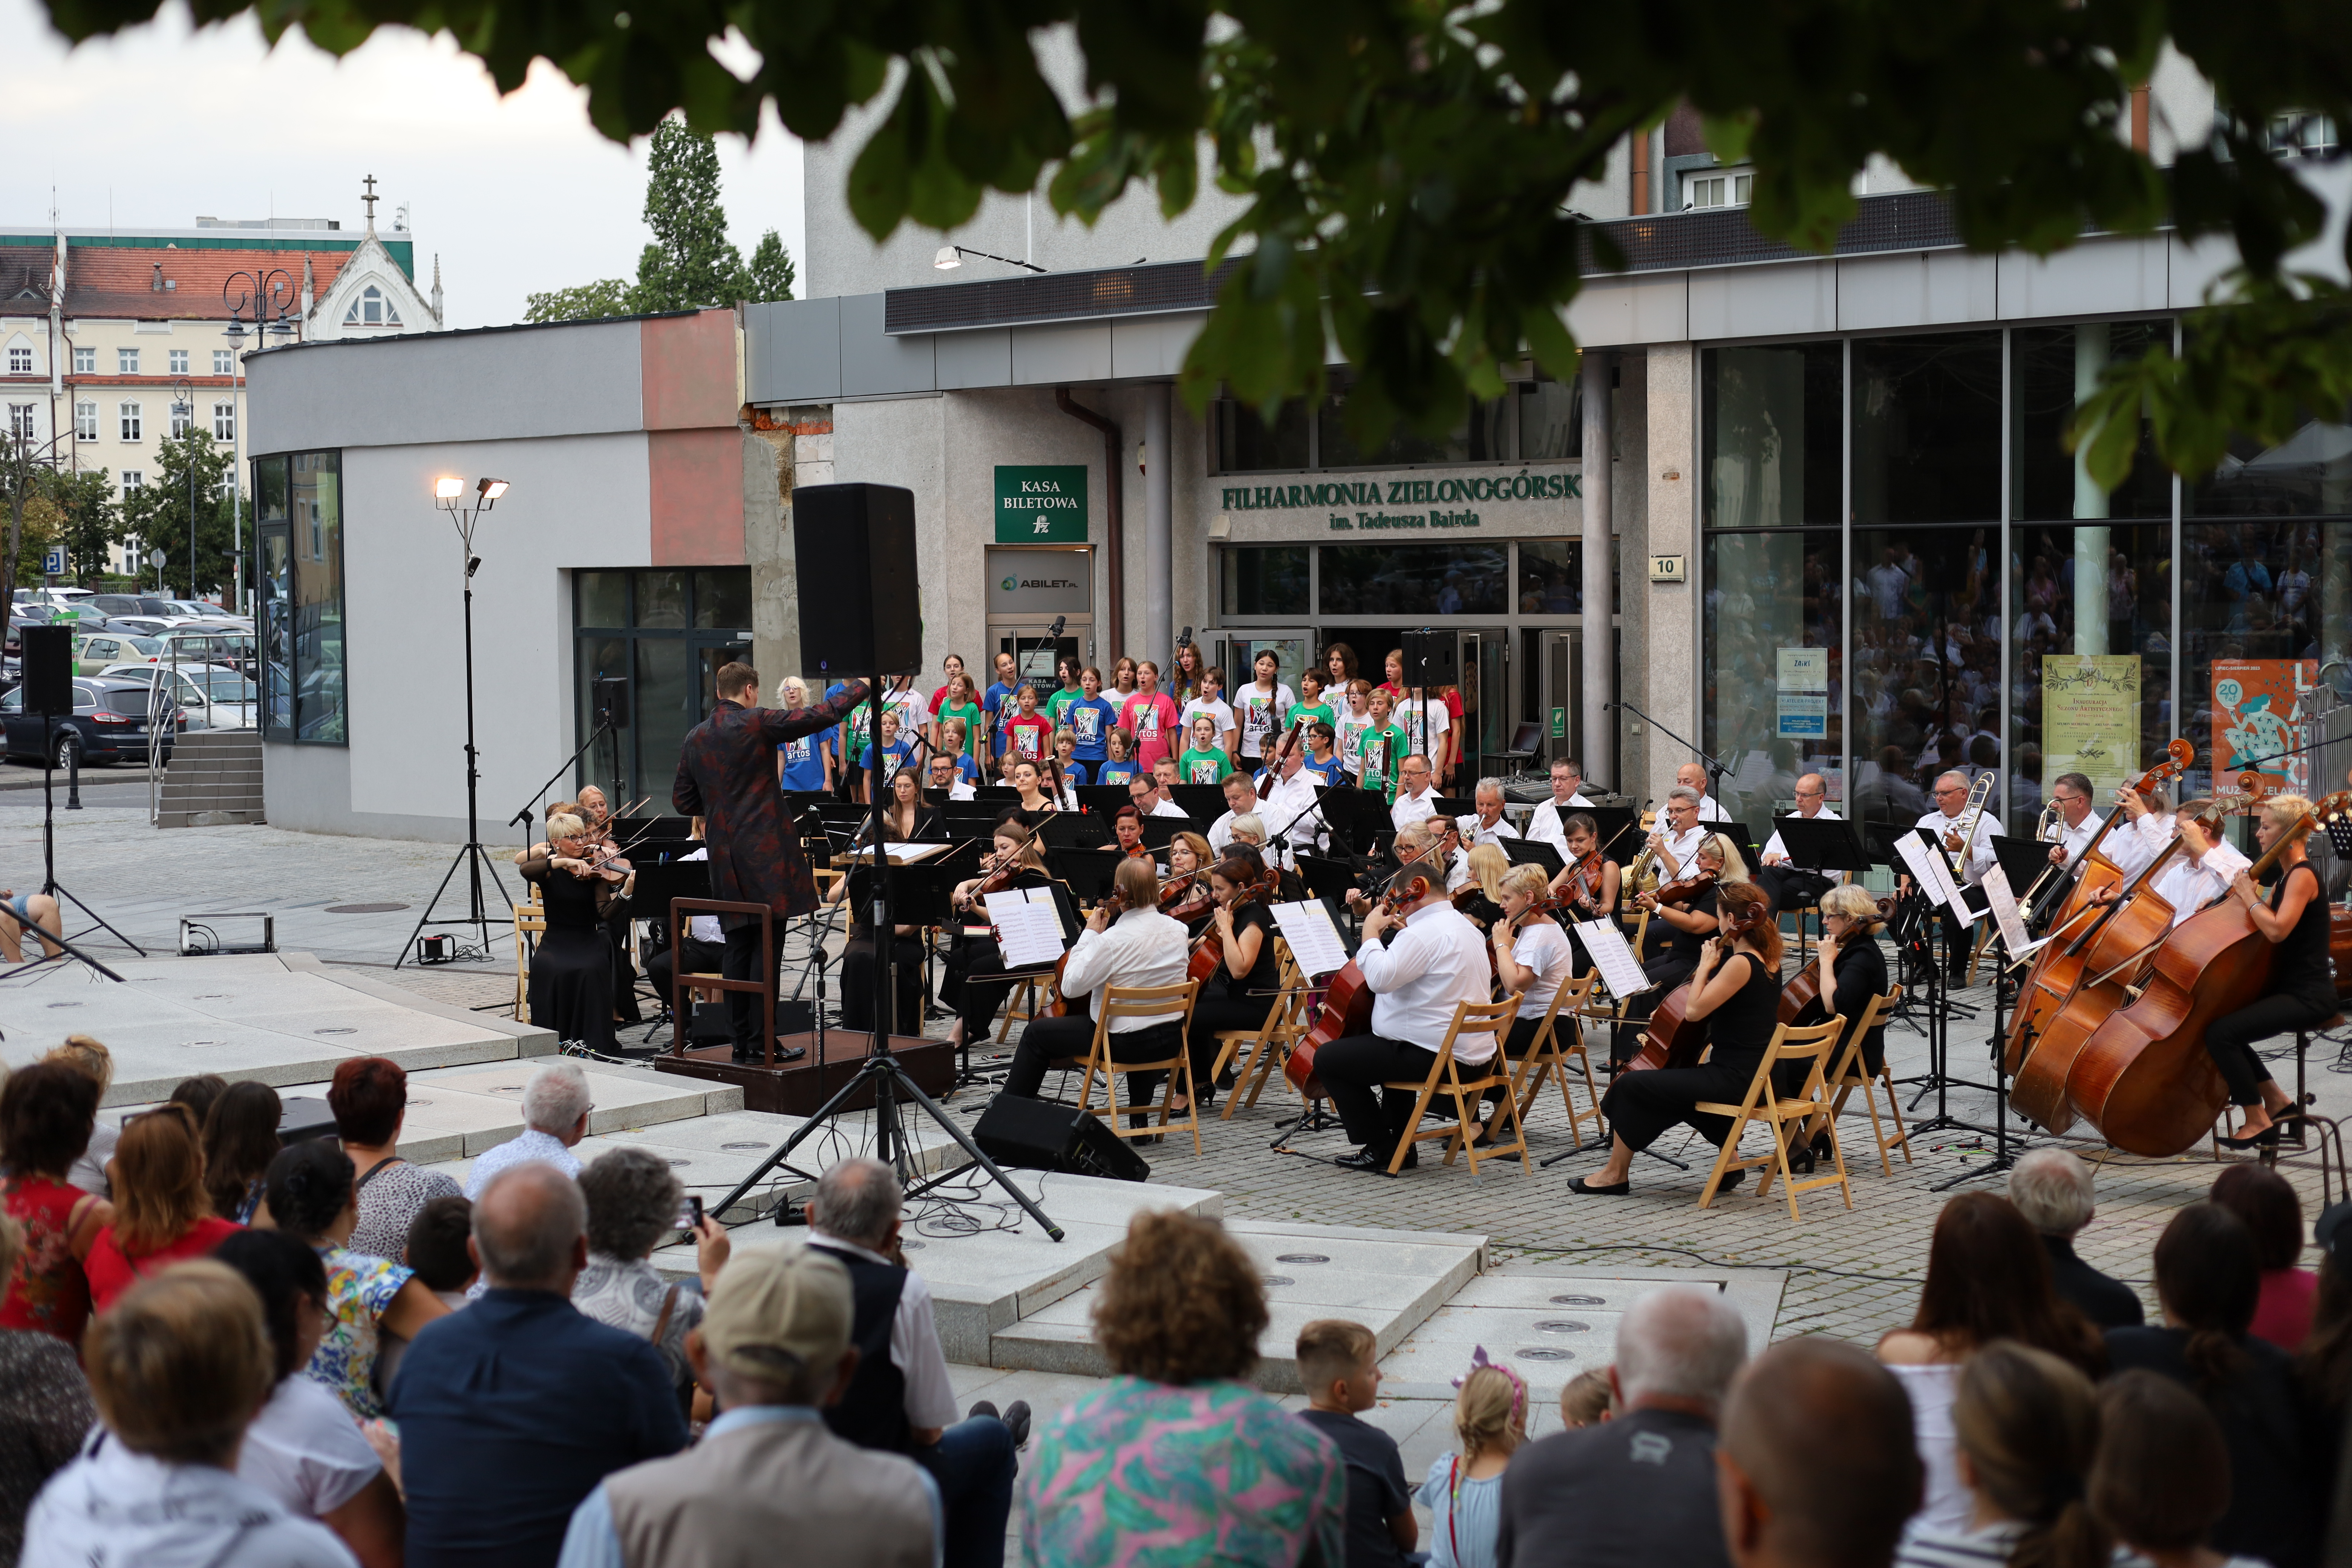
[0,0,807,329]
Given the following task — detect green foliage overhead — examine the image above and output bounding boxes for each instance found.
[524,278,634,323]
[45,0,2352,471]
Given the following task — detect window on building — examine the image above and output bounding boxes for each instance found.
[170,401,193,439]
[6,346,29,374]
[572,568,753,802]
[121,471,143,498]
[1320,543,1510,616]
[118,401,141,441]
[1703,343,1844,527]
[345,285,402,327]
[74,401,96,441]
[1214,371,1579,473]
[1220,547,1311,617]
[213,350,234,375]
[2263,112,2340,158]
[168,349,189,375]
[6,405,33,440]
[72,346,95,375]
[116,348,138,375]
[1851,332,2001,524]
[213,402,235,442]
[1684,169,1754,210]
[255,450,347,743]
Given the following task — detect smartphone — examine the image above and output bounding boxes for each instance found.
[680,1195,704,1230]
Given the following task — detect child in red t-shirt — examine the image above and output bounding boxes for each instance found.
[1002,684,1054,766]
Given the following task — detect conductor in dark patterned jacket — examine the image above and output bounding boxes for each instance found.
[674,661,868,1062]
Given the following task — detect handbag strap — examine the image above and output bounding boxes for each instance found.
[355,1156,406,1192]
[651,1283,680,1346]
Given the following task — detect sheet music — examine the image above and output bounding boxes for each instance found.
[844,842,952,864]
[1894,834,1951,911]
[1574,920,1652,1001]
[986,889,1068,969]
[1981,864,2030,956]
[1924,844,1981,925]
[1272,900,1351,979]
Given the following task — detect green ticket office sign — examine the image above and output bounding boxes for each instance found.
[996,465,1089,544]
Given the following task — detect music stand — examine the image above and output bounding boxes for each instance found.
[1037,812,1109,850]
[974,786,1018,804]
[1139,814,1186,851]
[1989,834,2054,895]
[1771,816,1868,878]
[1169,783,1229,820]
[614,814,697,841]
[1048,848,1121,903]
[1074,785,1133,819]
[1428,795,1472,819]
[1316,787,1394,855]
[1294,853,1362,904]
[1582,805,1640,865]
[1708,819,1763,871]
[1504,839,1565,877]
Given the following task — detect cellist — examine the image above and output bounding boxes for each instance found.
[1612,834,1736,1070]
[2208,793,2334,1147]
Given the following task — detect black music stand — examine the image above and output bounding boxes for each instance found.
[1989,834,2054,895]
[1294,853,1363,905]
[1074,785,1133,819]
[1583,805,1640,866]
[1504,839,1566,876]
[1037,812,1110,850]
[1139,814,1186,851]
[1427,795,1472,819]
[614,814,697,842]
[1048,848,1121,903]
[1316,787,1394,856]
[1898,827,2002,1145]
[1169,783,1228,820]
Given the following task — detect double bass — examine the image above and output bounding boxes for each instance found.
[2063,790,2352,1156]
[1286,867,1432,1095]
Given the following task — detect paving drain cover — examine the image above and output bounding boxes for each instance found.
[722,1142,765,1150]
[901,1240,925,1251]
[1262,1276,1296,1288]
[327,903,411,914]
[1275,1253,1330,1265]
[1549,1294,1608,1307]
[665,1158,691,1167]
[314,1027,358,1036]
[182,1040,231,1048]
[1516,1347,1577,1362]
[1533,1320,1592,1335]
[44,1002,80,1009]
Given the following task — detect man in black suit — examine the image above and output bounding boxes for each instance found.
[1717,1339,1921,1568]
[1496,1288,1747,1568]
[2008,1147,2145,1329]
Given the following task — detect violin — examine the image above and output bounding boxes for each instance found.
[1649,866,1719,907]
[1188,877,1269,983]
[1159,868,1214,924]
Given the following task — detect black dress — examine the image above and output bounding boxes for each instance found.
[1601,949,1780,1154]
[519,854,623,1054]
[1798,930,1890,1074]
[946,865,1057,1041]
[2205,860,2338,1106]
[1183,899,1282,1099]
[1614,885,1718,1066]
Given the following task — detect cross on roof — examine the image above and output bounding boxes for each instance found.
[362,175,378,223]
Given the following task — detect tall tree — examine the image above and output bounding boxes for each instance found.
[743,230,796,304]
[0,432,67,651]
[524,278,633,323]
[42,466,119,583]
[122,425,237,597]
[629,116,747,312]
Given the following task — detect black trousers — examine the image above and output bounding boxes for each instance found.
[1601,1060,1761,1153]
[608,910,642,1021]
[2205,986,2337,1106]
[1613,951,1697,1066]
[840,935,926,1035]
[1003,1016,1186,1110]
[1756,866,1831,917]
[720,924,779,1050]
[1317,1034,1448,1157]
[953,940,1026,1043]
[647,936,725,1017]
[1184,984,1277,1104]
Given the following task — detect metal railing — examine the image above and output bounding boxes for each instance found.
[139,627,260,827]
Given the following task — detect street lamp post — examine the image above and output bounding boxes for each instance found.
[221,269,296,616]
[171,376,194,601]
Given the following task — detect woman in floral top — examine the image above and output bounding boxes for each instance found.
[1023,1210,1345,1568]
[263,1138,450,1419]
[0,1063,114,1350]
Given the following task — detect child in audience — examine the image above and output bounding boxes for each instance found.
[1559,1367,1614,1428]
[404,1195,478,1309]
[1418,1349,1526,1568]
[1294,1318,1415,1568]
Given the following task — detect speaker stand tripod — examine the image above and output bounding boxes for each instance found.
[38,716,142,960]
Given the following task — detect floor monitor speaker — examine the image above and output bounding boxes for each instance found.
[793,483,921,677]
[972,1095,1150,1182]
[20,625,72,717]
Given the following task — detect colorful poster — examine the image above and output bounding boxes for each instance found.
[2212,658,2316,801]
[2042,654,2141,799]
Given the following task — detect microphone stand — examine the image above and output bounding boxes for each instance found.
[507,718,616,846]
[1605,699,1737,812]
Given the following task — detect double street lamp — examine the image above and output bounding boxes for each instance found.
[221,269,297,615]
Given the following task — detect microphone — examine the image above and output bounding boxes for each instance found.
[1048,615,1067,636]
[1178,626,1193,648]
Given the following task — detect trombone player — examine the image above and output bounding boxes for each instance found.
[2022,772,2100,923]
[1899,770,2003,988]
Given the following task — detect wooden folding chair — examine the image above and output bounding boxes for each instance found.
[1072,980,1205,1154]
[1213,942,1311,1120]
[997,976,1044,1042]
[1815,988,1911,1174]
[1508,973,1605,1148]
[1378,995,1528,1176]
[1694,1017,1853,1222]
[512,900,546,1020]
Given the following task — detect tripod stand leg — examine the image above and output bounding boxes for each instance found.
[48,880,146,957]
[397,846,472,969]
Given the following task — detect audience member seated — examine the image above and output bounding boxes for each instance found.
[807,1157,1022,1568]
[557,1246,940,1568]
[84,1104,243,1315]
[332,1057,465,1258]
[1416,1350,1525,1568]
[47,1036,117,1199]
[1495,1286,1749,1568]
[264,1139,450,1421]
[2091,1369,2259,1568]
[0,1212,96,1562]
[202,1080,282,1225]
[389,1161,687,1568]
[2299,1201,2352,1494]
[404,1196,479,1308]
[1875,1193,2104,1536]
[2210,1162,2317,1351]
[574,1148,732,1412]
[2106,1201,2322,1568]
[1716,1338,1922,1568]
[1023,1210,1344,1565]
[465,1061,594,1198]
[1295,1318,1415,1568]
[213,1229,405,1568]
[0,1061,113,1347]
[1890,1341,2105,1568]
[2007,1148,2144,1330]
[169,1073,229,1129]
[23,1260,360,1566]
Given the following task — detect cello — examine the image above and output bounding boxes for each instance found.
[2005,739,2194,1076]
[1286,867,1433,1095]
[1625,894,1770,1074]
[2064,790,2352,1156]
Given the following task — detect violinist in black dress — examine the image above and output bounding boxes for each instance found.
[1613,838,1730,1067]
[1572,881,1781,1196]
[516,818,632,1055]
[942,821,1055,1053]
[2209,793,2335,1147]
[1177,849,1282,1114]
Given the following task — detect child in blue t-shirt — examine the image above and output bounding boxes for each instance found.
[1066,666,1119,766]
[981,651,1020,760]
[1302,720,1346,786]
[858,712,918,801]
[777,730,827,792]
[1052,728,1090,790]
[1095,726,1140,785]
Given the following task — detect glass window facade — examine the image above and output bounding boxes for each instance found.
[1214,372,1582,473]
[254,451,344,744]
[574,568,753,805]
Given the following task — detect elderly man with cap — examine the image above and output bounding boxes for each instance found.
[557,1245,940,1568]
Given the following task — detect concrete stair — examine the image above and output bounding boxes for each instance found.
[157,729,264,827]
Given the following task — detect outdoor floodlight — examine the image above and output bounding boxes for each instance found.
[434,476,465,501]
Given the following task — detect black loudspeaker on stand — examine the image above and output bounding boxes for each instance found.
[20,625,140,966]
[709,484,1065,1242]
[1398,631,1459,686]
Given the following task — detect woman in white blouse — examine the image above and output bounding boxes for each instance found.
[1483,864,1579,1145]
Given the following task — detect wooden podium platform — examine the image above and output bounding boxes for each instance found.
[652,1031,956,1116]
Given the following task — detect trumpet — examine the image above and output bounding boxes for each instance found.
[1943,771,1996,878]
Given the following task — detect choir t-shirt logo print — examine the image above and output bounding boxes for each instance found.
[1074,707,1101,743]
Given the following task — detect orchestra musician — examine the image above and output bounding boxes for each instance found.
[2210,793,2335,1147]
[1207,775,1263,857]
[1547,813,1620,926]
[927,752,976,802]
[573,784,644,1025]
[1110,804,1155,863]
[1677,764,1730,824]
[995,858,1192,1124]
[1789,884,1892,1167]
[2042,772,2099,880]
[513,813,634,1058]
[1571,881,1784,1196]
[2093,794,2249,928]
[1254,743,1330,866]
[1614,834,1746,1069]
[1903,770,2003,986]
[1641,790,1710,916]
[1453,845,1511,932]
[1483,863,1579,1144]
[1434,816,1473,894]
[941,821,1054,1056]
[645,818,720,1020]
[1130,772,1188,820]
[1178,849,1284,1115]
[1161,834,1217,931]
[869,767,939,844]
[1755,773,1845,915]
[1524,760,1596,856]
[1011,760,1060,818]
[1455,780,1521,850]
[1313,852,1495,1173]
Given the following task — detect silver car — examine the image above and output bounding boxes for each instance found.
[97,663,258,730]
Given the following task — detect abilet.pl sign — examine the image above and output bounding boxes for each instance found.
[996,465,1089,544]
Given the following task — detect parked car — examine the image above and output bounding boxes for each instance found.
[98,662,256,729]
[0,677,184,767]
[83,594,179,620]
[102,616,175,638]
[159,630,255,672]
[73,633,166,675]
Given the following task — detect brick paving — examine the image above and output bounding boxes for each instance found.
[14,796,2346,1347]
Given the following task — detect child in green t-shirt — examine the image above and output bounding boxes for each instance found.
[1358,688,1407,801]
[933,673,986,763]
[1290,668,1337,738]
[1178,713,1234,786]
[1045,656,1084,726]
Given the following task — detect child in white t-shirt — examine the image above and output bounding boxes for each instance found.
[1180,666,1238,758]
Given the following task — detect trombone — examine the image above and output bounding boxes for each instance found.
[2016,798,2070,911]
[1942,772,1996,878]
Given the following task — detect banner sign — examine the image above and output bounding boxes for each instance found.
[2043,654,2140,799]
[995,465,1088,544]
[2213,658,2316,801]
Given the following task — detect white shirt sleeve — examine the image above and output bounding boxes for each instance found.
[893,1272,962,1432]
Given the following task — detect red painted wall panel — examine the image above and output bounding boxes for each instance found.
[648,427,746,566]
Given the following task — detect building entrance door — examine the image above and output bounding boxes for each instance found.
[1454,630,1514,783]
[1525,628,1622,795]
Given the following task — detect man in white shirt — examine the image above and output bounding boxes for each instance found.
[1756,772,1845,913]
[1677,764,1729,824]
[1391,754,1442,833]
[2040,771,2101,885]
[1525,759,1596,854]
[1646,789,1710,884]
[1254,745,1329,862]
[1129,771,1190,821]
[999,857,1191,1107]
[927,753,976,802]
[1906,770,2003,985]
[1311,862,1493,1172]
[2099,795,2248,927]
[465,1060,591,1198]
[1206,774,1263,856]
[1456,778,1522,850]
